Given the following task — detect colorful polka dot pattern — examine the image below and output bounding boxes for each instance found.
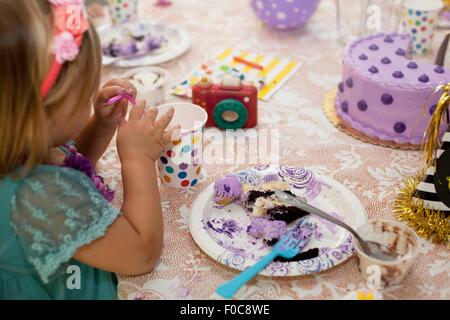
[158,132,204,188]
[108,0,138,25]
[401,7,439,55]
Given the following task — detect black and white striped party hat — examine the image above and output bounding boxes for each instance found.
[395,84,450,244]
[412,127,450,215]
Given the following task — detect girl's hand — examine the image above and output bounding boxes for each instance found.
[117,100,180,164]
[94,79,137,129]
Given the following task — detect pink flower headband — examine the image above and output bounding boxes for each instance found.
[40,0,89,98]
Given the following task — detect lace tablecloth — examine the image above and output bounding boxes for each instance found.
[99,0,450,300]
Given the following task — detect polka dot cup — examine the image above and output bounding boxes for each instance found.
[400,0,443,55]
[108,0,138,25]
[156,103,208,189]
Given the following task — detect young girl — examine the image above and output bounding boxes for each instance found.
[0,0,178,299]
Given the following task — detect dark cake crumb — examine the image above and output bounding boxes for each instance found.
[245,190,275,206]
[245,189,309,224]
[265,238,278,246]
[266,206,309,224]
[274,248,320,262]
[245,189,296,206]
[133,35,145,42]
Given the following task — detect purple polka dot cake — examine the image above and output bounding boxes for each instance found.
[336,33,450,145]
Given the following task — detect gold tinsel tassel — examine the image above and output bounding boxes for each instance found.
[394,173,450,244]
[394,84,450,245]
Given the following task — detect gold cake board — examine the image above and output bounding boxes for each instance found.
[323,89,421,151]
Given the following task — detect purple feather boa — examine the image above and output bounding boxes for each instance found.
[62,145,115,203]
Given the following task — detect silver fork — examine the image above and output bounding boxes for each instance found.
[274,189,398,261]
[216,232,304,299]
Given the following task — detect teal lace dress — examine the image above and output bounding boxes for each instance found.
[0,145,120,299]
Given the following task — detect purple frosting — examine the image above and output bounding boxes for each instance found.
[104,40,138,57]
[357,100,368,111]
[435,66,445,74]
[346,77,353,88]
[214,175,243,204]
[392,71,404,78]
[407,61,418,69]
[381,93,394,105]
[418,74,430,83]
[103,35,166,58]
[384,36,394,43]
[395,48,406,56]
[207,219,241,238]
[290,219,317,242]
[381,56,391,64]
[146,35,166,51]
[247,217,287,241]
[368,65,378,73]
[394,122,406,133]
[341,101,349,113]
[429,104,437,115]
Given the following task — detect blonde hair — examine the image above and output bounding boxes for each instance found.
[0,0,102,177]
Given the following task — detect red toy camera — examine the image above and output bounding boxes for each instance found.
[192,77,258,129]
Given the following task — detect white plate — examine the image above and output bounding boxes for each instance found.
[98,21,191,67]
[189,165,368,277]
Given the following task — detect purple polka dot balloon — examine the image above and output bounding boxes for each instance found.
[251,0,320,30]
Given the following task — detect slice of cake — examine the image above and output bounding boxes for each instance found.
[336,33,450,145]
[213,175,309,224]
[243,189,309,224]
[211,167,320,262]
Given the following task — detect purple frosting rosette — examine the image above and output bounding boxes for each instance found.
[213,175,243,207]
[247,217,287,241]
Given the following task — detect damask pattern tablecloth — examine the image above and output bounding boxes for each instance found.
[99,0,450,299]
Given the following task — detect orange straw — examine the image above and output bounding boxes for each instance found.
[233,56,264,70]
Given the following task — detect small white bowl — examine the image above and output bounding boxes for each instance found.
[121,67,169,107]
[354,220,419,289]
